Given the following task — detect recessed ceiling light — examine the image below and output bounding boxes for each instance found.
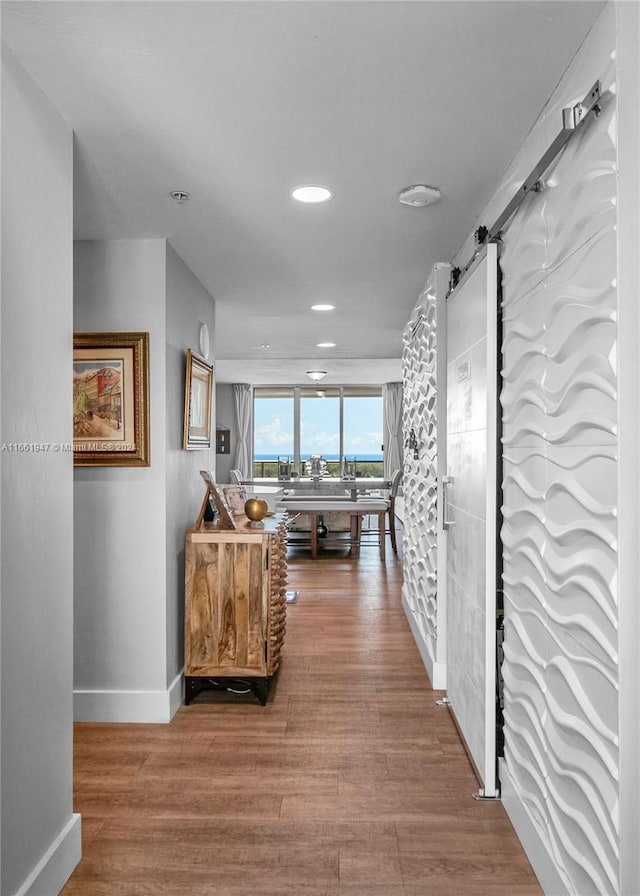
[306,370,327,381]
[398,184,441,207]
[317,342,336,348]
[292,185,333,203]
[311,304,335,312]
[260,343,270,350]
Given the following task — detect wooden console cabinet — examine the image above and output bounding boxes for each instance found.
[184,515,287,705]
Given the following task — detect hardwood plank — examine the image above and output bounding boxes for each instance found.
[62,547,541,896]
[340,851,403,886]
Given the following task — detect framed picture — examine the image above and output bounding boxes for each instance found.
[223,485,247,516]
[73,331,150,467]
[196,471,236,529]
[183,349,214,450]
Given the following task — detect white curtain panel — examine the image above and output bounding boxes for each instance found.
[232,383,252,478]
[383,382,403,480]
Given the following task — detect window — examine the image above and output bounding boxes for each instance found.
[253,386,383,477]
[300,387,340,475]
[253,387,294,478]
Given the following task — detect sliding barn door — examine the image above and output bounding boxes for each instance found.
[444,244,499,797]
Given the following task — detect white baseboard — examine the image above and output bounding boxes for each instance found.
[74,671,183,723]
[14,813,81,896]
[499,758,568,896]
[427,659,447,692]
[168,670,184,718]
[401,593,447,690]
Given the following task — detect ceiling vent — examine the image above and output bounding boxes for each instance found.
[398,185,441,207]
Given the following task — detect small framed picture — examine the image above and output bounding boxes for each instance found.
[196,471,236,530]
[223,485,247,516]
[73,331,150,467]
[183,349,213,450]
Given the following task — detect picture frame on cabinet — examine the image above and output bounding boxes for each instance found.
[73,331,150,467]
[183,349,214,450]
[196,471,237,530]
[223,485,248,516]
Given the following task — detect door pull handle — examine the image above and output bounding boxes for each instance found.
[442,475,456,530]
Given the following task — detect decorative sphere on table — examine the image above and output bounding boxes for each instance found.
[244,498,269,521]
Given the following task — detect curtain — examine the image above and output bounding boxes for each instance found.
[232,383,252,477]
[383,382,403,480]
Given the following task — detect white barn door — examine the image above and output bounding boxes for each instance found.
[444,244,499,798]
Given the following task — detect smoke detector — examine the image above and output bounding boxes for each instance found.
[398,184,441,207]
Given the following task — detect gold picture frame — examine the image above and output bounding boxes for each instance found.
[183,349,213,450]
[73,331,150,467]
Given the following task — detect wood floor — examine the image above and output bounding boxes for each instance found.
[62,540,542,896]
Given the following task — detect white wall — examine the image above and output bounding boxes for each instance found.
[165,242,216,688]
[73,239,216,722]
[1,43,80,896]
[73,240,170,719]
[215,383,237,484]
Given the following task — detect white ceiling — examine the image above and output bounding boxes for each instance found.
[3,0,605,384]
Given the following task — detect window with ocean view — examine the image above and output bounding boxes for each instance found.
[253,386,383,477]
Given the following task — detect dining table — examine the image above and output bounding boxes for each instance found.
[276,494,389,559]
[240,477,392,559]
[240,476,391,500]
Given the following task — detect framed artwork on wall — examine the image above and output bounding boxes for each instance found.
[183,349,214,450]
[73,331,150,467]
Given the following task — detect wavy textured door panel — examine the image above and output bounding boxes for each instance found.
[499,195,549,307]
[543,104,616,266]
[500,42,619,894]
[502,450,548,604]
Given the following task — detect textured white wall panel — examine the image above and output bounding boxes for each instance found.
[499,10,619,890]
[402,265,449,688]
[402,289,439,657]
[611,6,640,885]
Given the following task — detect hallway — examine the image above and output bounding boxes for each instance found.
[62,545,541,895]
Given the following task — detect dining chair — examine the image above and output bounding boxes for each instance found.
[229,469,243,484]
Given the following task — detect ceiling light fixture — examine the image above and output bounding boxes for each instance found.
[398,184,441,207]
[311,304,335,312]
[170,190,191,203]
[317,342,336,348]
[292,185,333,203]
[306,370,327,381]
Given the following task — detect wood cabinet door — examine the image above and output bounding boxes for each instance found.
[185,538,268,677]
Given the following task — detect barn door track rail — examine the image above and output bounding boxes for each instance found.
[450,80,602,293]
